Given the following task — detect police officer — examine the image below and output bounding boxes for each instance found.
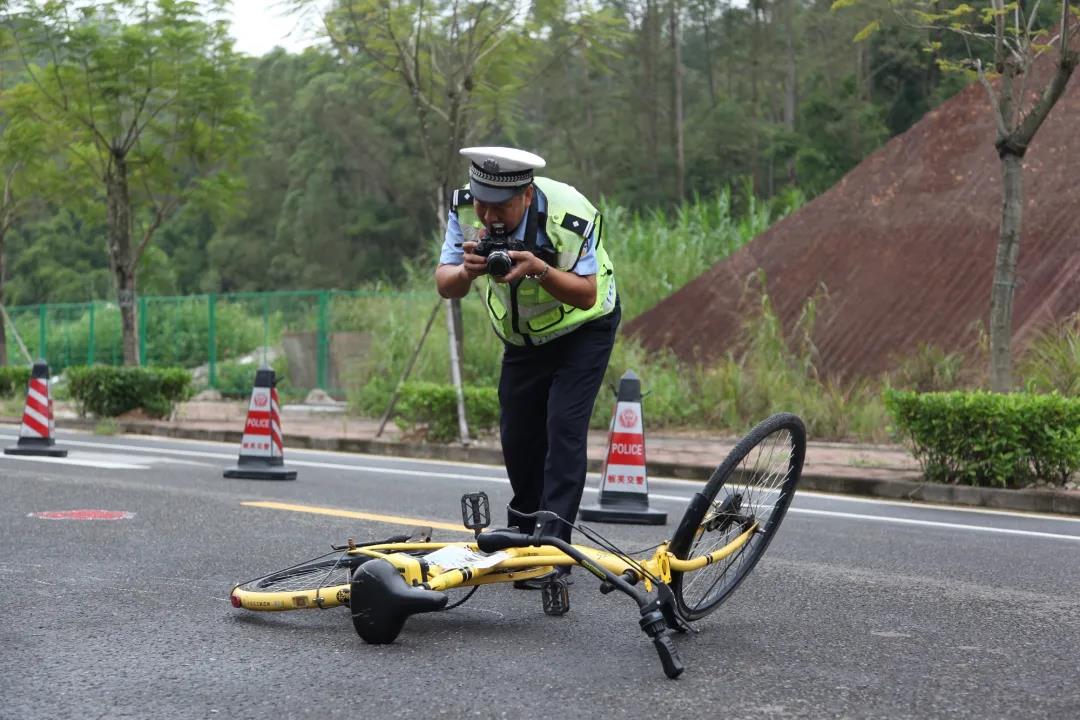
[435,146,619,586]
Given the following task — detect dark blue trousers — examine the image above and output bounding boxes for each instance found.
[499,303,620,542]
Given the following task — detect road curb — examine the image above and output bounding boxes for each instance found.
[797,472,1080,515]
[11,417,1080,517]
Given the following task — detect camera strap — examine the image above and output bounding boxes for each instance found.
[524,194,541,255]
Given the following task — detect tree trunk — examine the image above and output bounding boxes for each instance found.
[105,154,140,366]
[749,1,761,195]
[642,0,661,183]
[699,0,716,107]
[670,0,685,202]
[989,151,1024,392]
[782,0,798,184]
[0,235,6,367]
[982,25,1076,391]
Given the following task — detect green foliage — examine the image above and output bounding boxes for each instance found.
[394,382,500,443]
[884,390,1080,487]
[603,185,801,321]
[889,343,968,392]
[94,418,120,436]
[142,299,269,368]
[209,51,432,291]
[795,83,890,194]
[0,365,31,397]
[66,365,193,419]
[212,355,293,401]
[3,210,113,305]
[4,299,270,372]
[1018,313,1080,396]
[3,0,972,302]
[3,0,257,362]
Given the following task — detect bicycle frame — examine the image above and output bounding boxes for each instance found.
[230,523,757,613]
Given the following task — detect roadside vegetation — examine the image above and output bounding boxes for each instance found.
[5,185,1078,458]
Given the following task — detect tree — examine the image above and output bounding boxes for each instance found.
[838,0,1079,390]
[0,17,63,366]
[3,0,256,365]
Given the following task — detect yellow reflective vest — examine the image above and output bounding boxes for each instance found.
[452,177,617,346]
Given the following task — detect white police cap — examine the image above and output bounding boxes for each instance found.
[460,146,546,203]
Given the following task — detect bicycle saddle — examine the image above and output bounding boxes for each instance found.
[350,559,448,644]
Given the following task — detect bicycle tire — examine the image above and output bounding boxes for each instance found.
[668,412,805,621]
[232,550,478,612]
[232,555,368,610]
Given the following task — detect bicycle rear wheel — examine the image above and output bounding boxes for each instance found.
[668,412,805,621]
[232,555,366,611]
[232,551,480,612]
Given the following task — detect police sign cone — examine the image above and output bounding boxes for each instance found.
[223,367,297,480]
[579,370,666,525]
[5,360,67,457]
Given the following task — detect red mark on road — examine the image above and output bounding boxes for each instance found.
[29,509,135,521]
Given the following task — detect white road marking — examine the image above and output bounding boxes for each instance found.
[791,507,1080,543]
[4,433,1079,540]
[0,452,147,470]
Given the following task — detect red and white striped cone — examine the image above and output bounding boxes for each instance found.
[578,370,666,525]
[5,360,68,457]
[223,367,296,480]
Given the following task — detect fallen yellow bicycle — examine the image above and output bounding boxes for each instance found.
[231,413,806,678]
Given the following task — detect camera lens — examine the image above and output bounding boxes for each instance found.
[487,251,513,278]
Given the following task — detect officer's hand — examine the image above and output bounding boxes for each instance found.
[498,250,546,283]
[460,241,487,281]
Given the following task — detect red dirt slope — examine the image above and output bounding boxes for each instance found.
[626,60,1080,379]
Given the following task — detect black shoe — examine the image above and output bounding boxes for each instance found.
[513,568,573,590]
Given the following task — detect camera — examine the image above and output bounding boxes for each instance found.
[474,226,525,278]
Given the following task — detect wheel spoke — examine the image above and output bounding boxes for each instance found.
[671,416,804,619]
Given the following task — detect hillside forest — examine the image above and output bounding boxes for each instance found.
[0,0,974,305]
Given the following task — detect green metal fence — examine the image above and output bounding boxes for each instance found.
[3,289,430,399]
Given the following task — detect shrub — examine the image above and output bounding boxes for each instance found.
[884,389,1080,488]
[67,365,193,418]
[0,366,32,398]
[395,382,500,443]
[212,355,292,400]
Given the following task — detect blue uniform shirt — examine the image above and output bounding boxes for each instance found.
[438,186,599,276]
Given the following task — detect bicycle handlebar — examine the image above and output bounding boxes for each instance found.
[475,529,533,553]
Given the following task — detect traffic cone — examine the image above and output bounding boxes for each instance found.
[579,370,666,525]
[223,367,297,480]
[5,360,68,457]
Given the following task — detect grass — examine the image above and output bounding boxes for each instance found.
[94,418,120,435]
[1018,312,1080,395]
[0,396,25,418]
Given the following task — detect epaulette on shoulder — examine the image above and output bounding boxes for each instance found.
[559,213,592,237]
[450,188,473,213]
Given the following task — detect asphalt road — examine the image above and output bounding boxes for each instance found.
[2,429,1079,719]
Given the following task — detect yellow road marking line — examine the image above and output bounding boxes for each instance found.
[241,500,470,533]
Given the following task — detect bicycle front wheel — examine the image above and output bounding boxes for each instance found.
[668,412,805,621]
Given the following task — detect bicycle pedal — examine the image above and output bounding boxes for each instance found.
[460,492,491,535]
[542,578,570,616]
